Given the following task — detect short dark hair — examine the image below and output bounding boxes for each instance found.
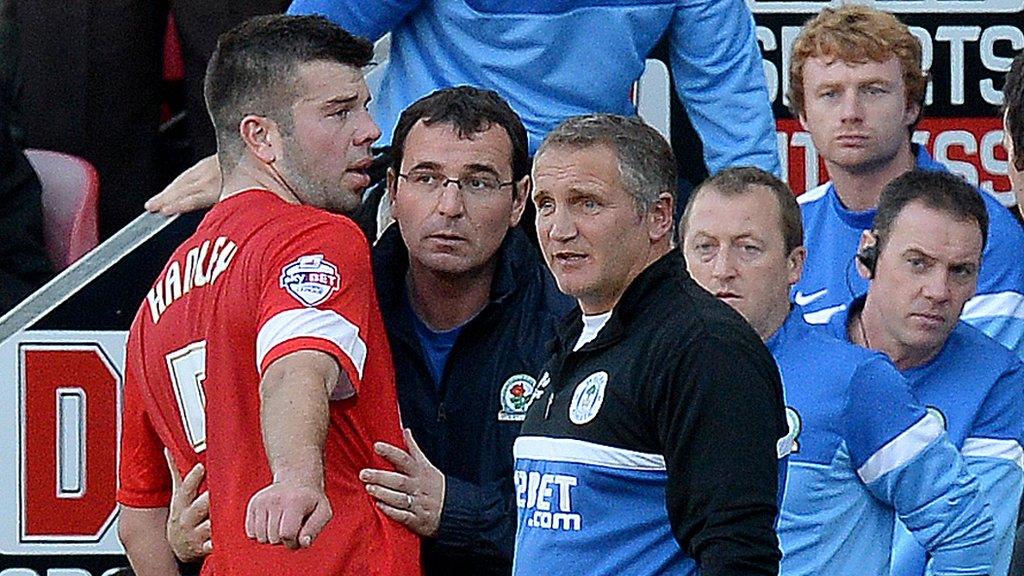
[681,167,803,254]
[874,170,989,255]
[390,86,530,188]
[1004,50,1024,173]
[204,14,373,170]
[536,114,677,213]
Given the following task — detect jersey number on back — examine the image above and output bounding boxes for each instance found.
[166,341,208,452]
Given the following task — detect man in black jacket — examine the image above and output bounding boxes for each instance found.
[516,114,787,575]
[357,86,573,575]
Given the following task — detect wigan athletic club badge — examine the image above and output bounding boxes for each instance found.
[497,374,537,422]
[279,254,341,307]
[569,371,608,425]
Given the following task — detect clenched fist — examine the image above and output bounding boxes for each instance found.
[245,480,332,550]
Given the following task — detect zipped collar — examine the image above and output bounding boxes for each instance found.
[374,224,536,334]
[553,248,685,355]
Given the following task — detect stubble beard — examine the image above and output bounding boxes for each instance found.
[286,150,361,215]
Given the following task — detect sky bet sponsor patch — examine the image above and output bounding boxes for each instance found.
[280,254,340,307]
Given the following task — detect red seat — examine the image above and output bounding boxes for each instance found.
[24,149,100,270]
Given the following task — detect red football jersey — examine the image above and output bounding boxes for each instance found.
[117,189,420,575]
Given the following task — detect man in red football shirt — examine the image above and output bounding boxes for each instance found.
[116,14,419,576]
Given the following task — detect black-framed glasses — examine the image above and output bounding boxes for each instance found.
[397,170,515,196]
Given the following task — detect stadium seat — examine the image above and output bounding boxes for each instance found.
[24,149,100,270]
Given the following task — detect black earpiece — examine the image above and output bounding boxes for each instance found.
[856,232,879,279]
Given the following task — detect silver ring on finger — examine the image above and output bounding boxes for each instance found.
[405,493,413,510]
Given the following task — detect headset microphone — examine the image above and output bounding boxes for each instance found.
[856,232,879,279]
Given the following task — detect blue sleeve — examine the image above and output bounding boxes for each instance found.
[872,439,995,576]
[436,475,515,562]
[890,524,927,576]
[842,358,996,576]
[286,0,425,41]
[840,356,930,468]
[776,453,789,520]
[962,292,1024,361]
[889,459,1020,576]
[966,457,1023,576]
[668,0,780,175]
[964,358,1024,445]
[962,361,1024,575]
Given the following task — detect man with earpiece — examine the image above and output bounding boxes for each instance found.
[826,169,1024,576]
[787,5,1024,360]
[681,166,999,576]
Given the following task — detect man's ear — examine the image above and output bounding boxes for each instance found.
[239,115,278,164]
[903,99,922,131]
[647,192,675,243]
[787,246,807,287]
[510,174,530,228]
[386,167,397,203]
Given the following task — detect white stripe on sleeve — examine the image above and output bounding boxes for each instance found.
[256,308,367,379]
[857,412,944,484]
[962,291,1024,321]
[963,437,1024,470]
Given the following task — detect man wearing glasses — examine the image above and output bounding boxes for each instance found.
[167,86,572,575]
[356,86,572,575]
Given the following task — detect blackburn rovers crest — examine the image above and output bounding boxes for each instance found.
[498,374,537,422]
